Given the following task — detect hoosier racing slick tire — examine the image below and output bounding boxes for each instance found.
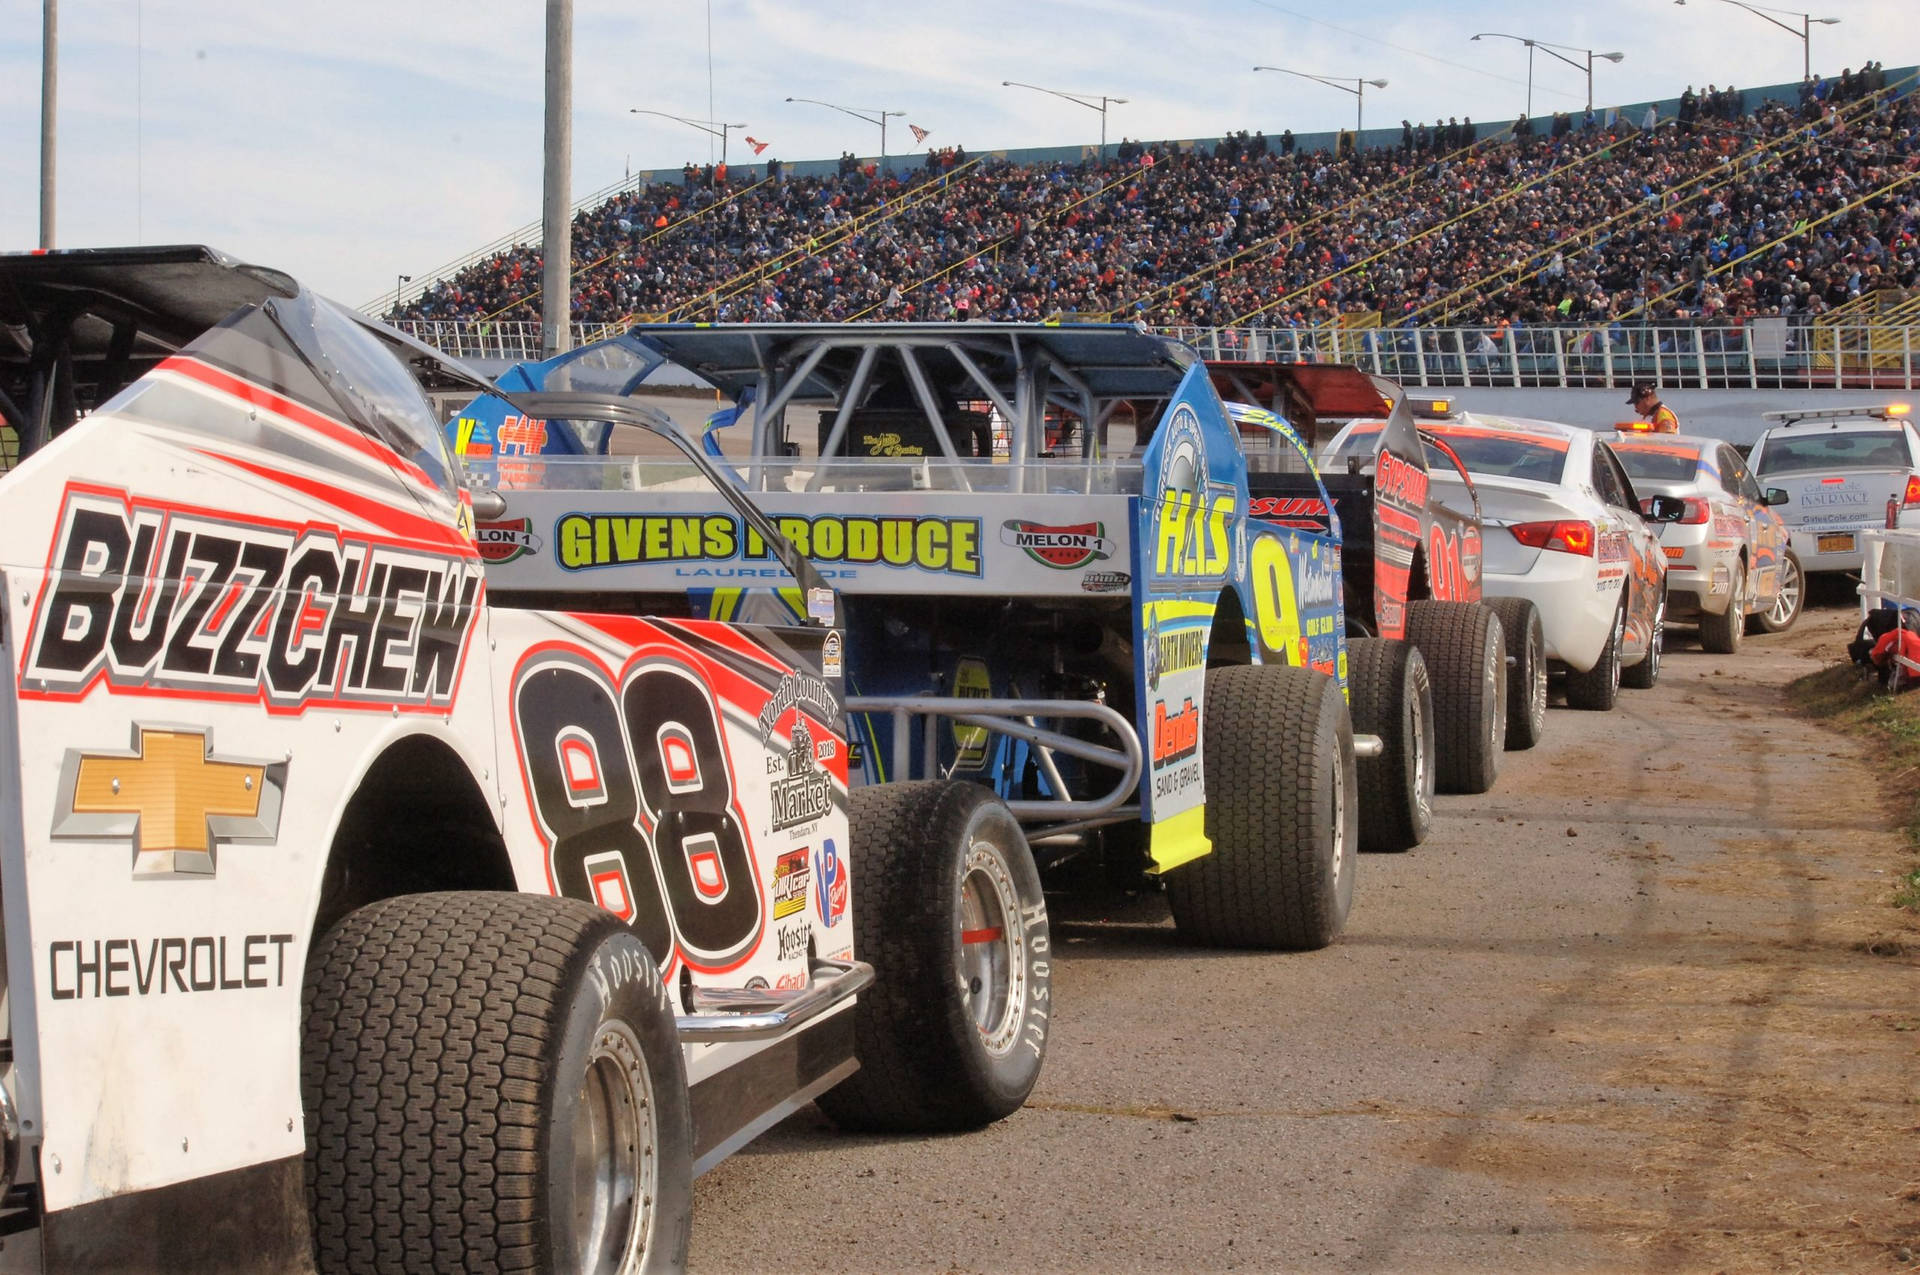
[1405,600,1507,794]
[1165,664,1356,949]
[816,781,1049,1133]
[1486,596,1547,749]
[1346,638,1434,853]
[303,892,692,1275]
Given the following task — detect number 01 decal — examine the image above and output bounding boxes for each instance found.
[515,652,762,970]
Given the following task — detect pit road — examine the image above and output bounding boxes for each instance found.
[691,606,1920,1273]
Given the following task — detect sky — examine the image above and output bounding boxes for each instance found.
[2,0,1915,309]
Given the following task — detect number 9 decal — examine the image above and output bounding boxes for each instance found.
[514,652,764,971]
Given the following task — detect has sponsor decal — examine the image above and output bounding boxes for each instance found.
[1374,449,1431,510]
[775,921,809,961]
[768,720,833,833]
[1081,570,1132,594]
[1151,697,1199,769]
[999,520,1116,569]
[755,671,840,744]
[771,848,811,920]
[558,512,982,577]
[23,487,480,713]
[1146,627,1204,692]
[52,725,286,877]
[815,837,848,927]
[476,517,543,564]
[1248,495,1332,530]
[49,934,295,1001]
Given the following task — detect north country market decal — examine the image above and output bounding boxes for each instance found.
[555,512,983,577]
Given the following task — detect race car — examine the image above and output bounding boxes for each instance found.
[467,322,1394,937]
[1745,403,1917,578]
[1609,430,1799,644]
[1358,412,1668,711]
[1214,365,1522,791]
[0,247,1041,1273]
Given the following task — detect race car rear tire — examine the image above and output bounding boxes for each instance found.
[1622,587,1665,690]
[816,781,1048,1133]
[1751,549,1803,634]
[1698,561,1746,654]
[1345,637,1434,853]
[1165,664,1356,949]
[303,891,692,1275]
[1404,600,1507,794]
[1486,596,1547,750]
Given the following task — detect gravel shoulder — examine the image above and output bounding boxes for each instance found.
[691,600,1920,1274]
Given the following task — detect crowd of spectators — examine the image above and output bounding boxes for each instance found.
[396,67,1920,334]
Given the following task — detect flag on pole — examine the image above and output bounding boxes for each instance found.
[909,124,930,144]
[744,136,770,155]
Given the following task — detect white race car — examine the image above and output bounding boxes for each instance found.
[1746,403,1918,577]
[1387,414,1668,711]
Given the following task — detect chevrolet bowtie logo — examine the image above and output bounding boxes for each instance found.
[53,725,287,877]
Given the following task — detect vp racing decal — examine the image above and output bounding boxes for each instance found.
[22,485,482,713]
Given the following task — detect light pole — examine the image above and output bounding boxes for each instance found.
[786,97,905,172]
[396,274,411,314]
[1673,0,1839,80]
[1470,33,1624,114]
[1001,81,1129,161]
[1252,66,1388,141]
[629,108,747,167]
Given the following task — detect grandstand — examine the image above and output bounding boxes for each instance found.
[385,66,1920,390]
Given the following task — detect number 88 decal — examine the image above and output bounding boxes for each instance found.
[515,652,762,970]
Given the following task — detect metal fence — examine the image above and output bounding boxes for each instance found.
[389,319,1920,391]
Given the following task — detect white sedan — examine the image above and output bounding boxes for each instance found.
[1334,413,1669,711]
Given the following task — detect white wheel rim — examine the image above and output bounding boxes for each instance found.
[571,1020,658,1275]
[958,840,1028,1057]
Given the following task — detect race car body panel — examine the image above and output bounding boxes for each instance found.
[0,248,857,1265]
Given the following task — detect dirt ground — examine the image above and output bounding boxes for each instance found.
[691,594,1920,1274]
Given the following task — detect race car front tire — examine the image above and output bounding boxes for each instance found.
[1166,663,1356,949]
[1346,637,1434,853]
[303,891,693,1275]
[816,781,1049,1133]
[1485,596,1547,750]
[1405,600,1507,794]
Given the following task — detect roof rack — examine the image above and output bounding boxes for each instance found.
[1761,403,1911,426]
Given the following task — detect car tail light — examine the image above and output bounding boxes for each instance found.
[1903,474,1920,507]
[1510,519,1595,556]
[1678,497,1711,524]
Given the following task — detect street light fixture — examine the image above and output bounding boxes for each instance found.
[786,96,905,172]
[395,273,412,314]
[1000,81,1129,161]
[1252,66,1388,139]
[1470,33,1625,115]
[629,108,748,167]
[1672,0,1839,80]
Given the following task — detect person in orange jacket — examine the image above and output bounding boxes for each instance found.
[1629,382,1681,432]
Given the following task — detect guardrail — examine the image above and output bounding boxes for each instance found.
[389,319,1920,391]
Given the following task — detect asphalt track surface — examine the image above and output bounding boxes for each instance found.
[689,602,1918,1274]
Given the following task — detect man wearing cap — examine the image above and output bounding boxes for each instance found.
[1629,382,1680,433]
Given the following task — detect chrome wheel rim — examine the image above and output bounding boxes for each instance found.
[1647,597,1665,678]
[1410,684,1432,821]
[1768,556,1801,627]
[571,1021,658,1275]
[959,842,1027,1057]
[1607,606,1623,697]
[1484,631,1504,758]
[1329,740,1348,889]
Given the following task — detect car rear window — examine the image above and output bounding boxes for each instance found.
[1755,430,1910,476]
[1423,430,1568,484]
[1611,442,1702,483]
